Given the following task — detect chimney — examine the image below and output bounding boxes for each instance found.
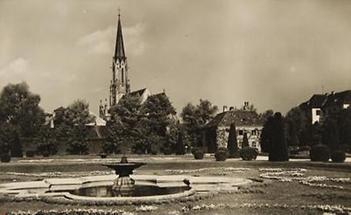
[229,106,234,111]
[223,105,228,112]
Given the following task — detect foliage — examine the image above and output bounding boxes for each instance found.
[330,150,346,163]
[107,93,177,154]
[259,109,274,123]
[338,108,351,152]
[242,133,249,148]
[239,147,258,161]
[310,144,330,162]
[175,129,185,155]
[25,150,35,157]
[285,106,307,146]
[260,116,274,153]
[52,100,94,155]
[227,123,239,158]
[36,126,58,156]
[181,99,218,148]
[268,112,289,162]
[191,147,204,160]
[0,153,11,163]
[322,117,340,150]
[0,82,45,157]
[215,147,228,161]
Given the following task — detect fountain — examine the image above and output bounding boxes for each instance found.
[102,156,145,196]
[0,156,251,205]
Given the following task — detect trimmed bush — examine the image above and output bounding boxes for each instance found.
[331,150,346,163]
[239,147,259,161]
[310,144,330,162]
[0,153,11,163]
[25,150,36,157]
[192,147,204,160]
[215,147,228,161]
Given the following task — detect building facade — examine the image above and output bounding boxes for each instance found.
[205,103,263,153]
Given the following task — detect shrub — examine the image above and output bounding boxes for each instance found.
[192,147,204,160]
[25,150,36,157]
[331,150,346,163]
[310,144,330,162]
[42,151,50,157]
[0,153,11,163]
[239,147,259,161]
[100,153,107,159]
[215,147,228,161]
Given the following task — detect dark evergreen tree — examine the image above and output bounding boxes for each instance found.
[227,123,238,157]
[175,130,185,155]
[268,112,289,161]
[242,133,249,148]
[260,116,274,153]
[338,108,351,152]
[322,117,340,150]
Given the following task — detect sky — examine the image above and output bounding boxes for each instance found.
[1,0,351,115]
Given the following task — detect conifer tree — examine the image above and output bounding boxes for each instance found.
[268,112,289,161]
[227,123,238,157]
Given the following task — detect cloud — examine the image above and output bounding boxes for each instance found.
[77,23,145,56]
[0,58,29,76]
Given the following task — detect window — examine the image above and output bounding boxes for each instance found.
[316,110,321,116]
[252,141,256,148]
[252,130,256,135]
[238,130,243,135]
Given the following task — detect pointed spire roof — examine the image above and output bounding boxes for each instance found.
[114,13,126,60]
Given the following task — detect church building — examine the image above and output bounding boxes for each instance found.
[99,13,164,119]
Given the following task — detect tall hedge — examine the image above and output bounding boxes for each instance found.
[227,123,238,157]
[268,112,289,161]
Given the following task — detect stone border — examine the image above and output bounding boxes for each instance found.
[0,174,251,205]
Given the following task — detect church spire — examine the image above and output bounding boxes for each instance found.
[114,12,126,60]
[110,11,129,106]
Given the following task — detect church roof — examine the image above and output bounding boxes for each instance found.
[114,14,126,60]
[129,88,148,97]
[206,110,263,128]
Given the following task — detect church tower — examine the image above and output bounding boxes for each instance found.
[110,13,130,106]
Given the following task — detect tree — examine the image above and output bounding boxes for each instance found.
[175,129,185,155]
[268,112,289,161]
[108,93,177,154]
[260,116,274,153]
[227,123,238,157]
[53,100,94,155]
[322,117,340,151]
[339,108,351,152]
[285,106,307,147]
[0,82,45,156]
[259,109,274,123]
[181,99,218,147]
[242,133,249,148]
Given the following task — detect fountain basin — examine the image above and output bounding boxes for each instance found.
[0,174,251,205]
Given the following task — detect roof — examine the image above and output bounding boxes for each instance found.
[114,14,126,60]
[86,112,106,126]
[206,110,263,128]
[323,90,351,107]
[129,88,148,97]
[307,94,327,108]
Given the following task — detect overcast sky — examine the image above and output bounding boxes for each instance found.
[1,0,351,114]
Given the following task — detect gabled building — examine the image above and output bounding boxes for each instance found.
[300,90,351,125]
[205,103,264,153]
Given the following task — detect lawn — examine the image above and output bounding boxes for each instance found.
[0,154,350,215]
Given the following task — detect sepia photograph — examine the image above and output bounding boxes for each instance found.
[0,0,350,214]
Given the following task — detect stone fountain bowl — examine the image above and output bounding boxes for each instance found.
[103,162,146,176]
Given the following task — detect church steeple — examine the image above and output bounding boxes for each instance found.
[110,11,130,106]
[114,13,126,60]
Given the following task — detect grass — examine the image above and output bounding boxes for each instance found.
[0,154,350,215]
